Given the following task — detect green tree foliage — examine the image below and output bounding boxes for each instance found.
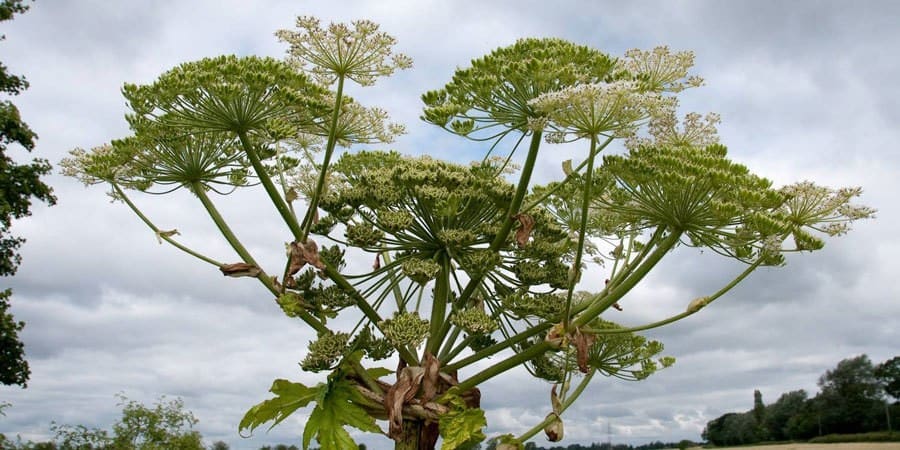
[0,288,27,385]
[51,422,111,449]
[44,395,204,450]
[704,354,898,445]
[817,354,883,434]
[0,0,55,389]
[110,395,203,450]
[752,389,767,440]
[63,16,874,450]
[210,442,229,450]
[764,390,809,441]
[875,356,900,401]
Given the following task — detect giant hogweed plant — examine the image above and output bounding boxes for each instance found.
[62,17,873,450]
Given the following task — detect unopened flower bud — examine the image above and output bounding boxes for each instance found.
[544,412,564,442]
[686,296,710,313]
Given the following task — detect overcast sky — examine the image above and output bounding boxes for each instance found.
[2,1,898,449]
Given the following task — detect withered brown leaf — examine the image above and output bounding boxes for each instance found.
[384,365,426,440]
[574,329,596,374]
[544,412,564,442]
[219,262,261,278]
[513,213,535,248]
[420,353,441,403]
[288,239,326,277]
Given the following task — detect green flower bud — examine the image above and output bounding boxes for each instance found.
[379,312,430,348]
[401,258,441,284]
[459,249,501,277]
[346,223,384,247]
[437,228,476,247]
[318,245,346,270]
[301,332,349,372]
[450,308,498,335]
[378,209,414,233]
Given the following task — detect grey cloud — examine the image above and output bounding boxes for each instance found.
[2,1,898,449]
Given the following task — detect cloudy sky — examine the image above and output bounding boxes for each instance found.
[2,1,898,449]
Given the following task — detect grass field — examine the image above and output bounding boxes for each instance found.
[693,444,900,450]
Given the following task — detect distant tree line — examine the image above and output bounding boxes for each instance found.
[0,392,364,450]
[476,438,696,450]
[703,354,900,446]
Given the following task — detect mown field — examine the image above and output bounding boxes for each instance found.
[693,444,900,450]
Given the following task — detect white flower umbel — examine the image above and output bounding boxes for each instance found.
[529,81,671,142]
[619,46,704,93]
[627,102,721,150]
[276,16,413,87]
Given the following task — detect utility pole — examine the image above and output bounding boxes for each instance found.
[607,420,612,450]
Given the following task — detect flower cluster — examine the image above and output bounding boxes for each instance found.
[422,38,618,139]
[618,46,704,93]
[60,144,140,188]
[626,104,721,150]
[379,312,430,348]
[400,258,441,284]
[276,16,412,86]
[778,181,875,250]
[596,143,789,263]
[122,55,330,137]
[300,331,350,372]
[308,99,406,146]
[586,320,674,381]
[530,81,672,142]
[450,307,499,335]
[502,291,567,321]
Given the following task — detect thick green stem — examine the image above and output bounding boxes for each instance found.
[300,75,346,241]
[113,184,222,267]
[425,256,451,357]
[517,370,596,442]
[192,183,265,279]
[238,131,303,240]
[491,131,543,251]
[394,420,426,450]
[573,230,682,327]
[563,134,599,330]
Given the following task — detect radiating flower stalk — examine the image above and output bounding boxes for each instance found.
[61,17,874,450]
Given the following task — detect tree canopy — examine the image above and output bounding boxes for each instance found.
[0,0,55,389]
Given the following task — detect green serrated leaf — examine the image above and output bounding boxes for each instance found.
[239,379,318,434]
[438,394,486,450]
[302,377,382,450]
[366,366,393,379]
